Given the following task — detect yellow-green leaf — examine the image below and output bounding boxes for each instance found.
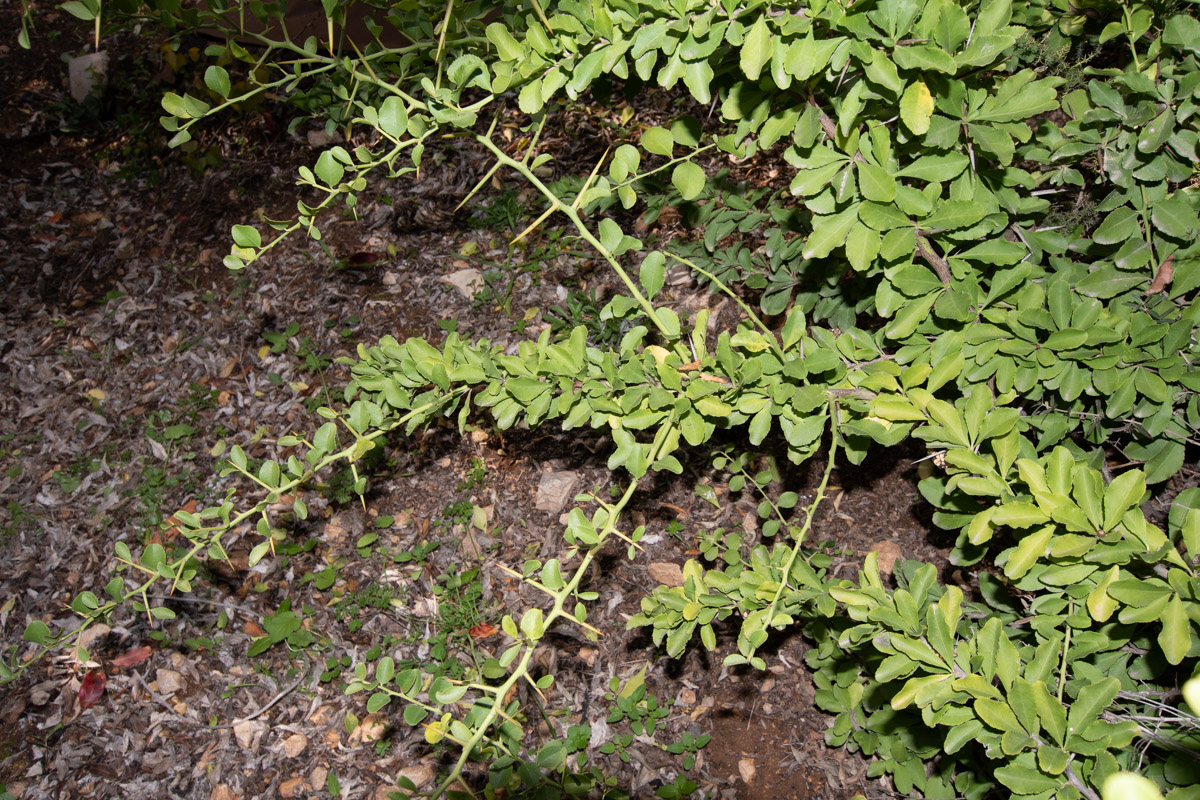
[900,80,934,135]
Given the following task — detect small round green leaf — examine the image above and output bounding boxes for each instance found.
[204,65,231,98]
[671,161,706,200]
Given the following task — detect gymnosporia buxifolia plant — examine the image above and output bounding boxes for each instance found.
[16,0,1200,797]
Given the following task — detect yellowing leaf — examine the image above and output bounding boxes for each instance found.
[900,80,934,135]
[1087,566,1120,622]
[1159,594,1191,665]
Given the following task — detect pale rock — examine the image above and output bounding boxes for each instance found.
[279,776,307,798]
[77,624,112,653]
[382,271,399,285]
[282,733,308,758]
[232,719,266,751]
[647,561,685,587]
[395,762,436,791]
[209,784,237,800]
[869,540,903,575]
[310,766,328,791]
[156,668,184,695]
[69,52,108,102]
[306,129,342,148]
[535,470,578,513]
[678,687,696,706]
[738,757,757,784]
[349,712,388,744]
[439,268,483,299]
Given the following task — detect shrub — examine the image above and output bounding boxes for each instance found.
[15,0,1200,798]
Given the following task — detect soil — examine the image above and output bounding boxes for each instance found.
[0,11,949,800]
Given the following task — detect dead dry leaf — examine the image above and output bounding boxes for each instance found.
[647,561,685,587]
[1146,254,1174,294]
[869,540,903,575]
[111,645,152,668]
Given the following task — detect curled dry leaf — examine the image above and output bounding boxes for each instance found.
[468,622,498,640]
[111,645,152,668]
[647,561,685,587]
[1146,254,1174,294]
[78,669,106,710]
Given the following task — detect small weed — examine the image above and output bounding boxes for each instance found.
[333,582,398,633]
[435,500,475,530]
[131,465,200,528]
[456,457,487,493]
[467,186,531,232]
[1,501,35,539]
[547,286,629,348]
[603,672,670,738]
[247,599,318,657]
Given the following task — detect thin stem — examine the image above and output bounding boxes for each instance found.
[473,135,671,339]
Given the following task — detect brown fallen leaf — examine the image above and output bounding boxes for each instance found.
[647,561,685,587]
[1146,254,1174,294]
[78,669,106,710]
[869,540,903,575]
[468,622,498,640]
[111,645,152,668]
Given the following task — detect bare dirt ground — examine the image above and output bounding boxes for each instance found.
[0,12,950,800]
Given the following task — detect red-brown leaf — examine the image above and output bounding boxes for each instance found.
[345,251,382,266]
[112,646,152,668]
[1146,255,1174,294]
[468,623,498,640]
[78,669,107,710]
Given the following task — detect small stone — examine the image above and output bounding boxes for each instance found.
[382,271,398,286]
[439,268,483,299]
[869,540,903,575]
[535,470,578,513]
[678,687,696,706]
[350,712,388,744]
[232,719,266,751]
[310,767,328,792]
[282,733,308,758]
[647,561,685,587]
[738,758,757,784]
[69,52,108,102]
[77,624,111,654]
[156,669,184,695]
[306,129,342,148]
[279,776,307,798]
[395,762,436,792]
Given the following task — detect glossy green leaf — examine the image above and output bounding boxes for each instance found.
[740,15,772,81]
[642,126,674,157]
[803,207,858,259]
[1092,207,1139,245]
[204,65,231,98]
[672,162,706,200]
[640,251,666,299]
[1159,594,1191,665]
[857,162,896,202]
